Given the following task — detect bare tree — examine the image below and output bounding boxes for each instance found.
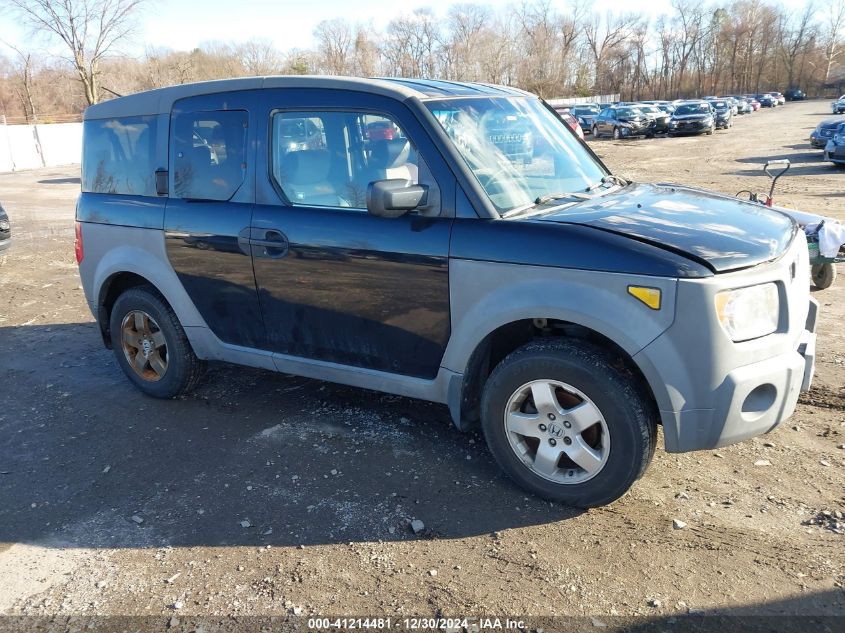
[2,0,145,105]
[236,39,283,76]
[822,0,845,82]
[2,44,38,121]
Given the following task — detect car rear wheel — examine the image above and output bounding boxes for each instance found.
[480,339,657,507]
[109,286,205,398]
[591,125,599,137]
[812,263,836,290]
[612,127,621,140]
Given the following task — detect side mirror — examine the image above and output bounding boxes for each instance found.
[367,179,429,219]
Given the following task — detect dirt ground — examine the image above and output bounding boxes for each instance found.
[0,99,843,630]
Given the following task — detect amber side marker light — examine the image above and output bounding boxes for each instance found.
[627,285,661,310]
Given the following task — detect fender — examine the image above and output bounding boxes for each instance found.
[441,258,678,377]
[80,223,211,339]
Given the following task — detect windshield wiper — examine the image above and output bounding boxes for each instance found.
[533,191,591,206]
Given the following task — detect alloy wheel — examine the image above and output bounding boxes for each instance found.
[503,379,610,484]
[121,310,168,381]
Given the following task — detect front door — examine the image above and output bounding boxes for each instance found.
[251,90,454,379]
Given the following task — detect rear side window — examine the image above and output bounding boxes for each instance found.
[172,110,248,201]
[82,116,158,196]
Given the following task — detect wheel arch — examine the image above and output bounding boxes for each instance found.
[89,240,210,350]
[449,317,661,433]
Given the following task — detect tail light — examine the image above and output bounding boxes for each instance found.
[74,221,84,264]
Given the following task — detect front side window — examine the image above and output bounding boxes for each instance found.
[172,110,248,201]
[270,111,423,209]
[82,115,158,196]
[427,97,607,214]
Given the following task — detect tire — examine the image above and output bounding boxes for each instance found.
[706,126,714,135]
[612,127,621,140]
[109,285,205,398]
[812,263,836,290]
[480,339,657,507]
[591,125,599,137]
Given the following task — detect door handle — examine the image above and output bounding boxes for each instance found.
[252,229,289,258]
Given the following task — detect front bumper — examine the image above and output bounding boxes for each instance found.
[633,234,817,452]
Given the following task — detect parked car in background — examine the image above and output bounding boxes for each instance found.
[668,101,715,136]
[278,117,325,150]
[644,100,676,114]
[632,103,671,134]
[706,99,733,129]
[554,109,585,140]
[823,122,845,166]
[0,203,10,253]
[812,116,845,148]
[743,96,762,111]
[591,106,652,139]
[366,120,397,141]
[570,103,602,134]
[756,94,776,107]
[784,88,806,101]
[737,97,754,114]
[771,92,785,105]
[831,96,845,114]
[719,97,739,116]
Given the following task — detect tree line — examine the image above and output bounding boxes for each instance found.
[1,0,844,123]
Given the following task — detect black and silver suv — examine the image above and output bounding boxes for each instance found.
[76,77,817,507]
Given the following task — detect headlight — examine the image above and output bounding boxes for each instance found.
[715,283,779,341]
[835,134,844,144]
[0,219,8,230]
[669,120,678,127]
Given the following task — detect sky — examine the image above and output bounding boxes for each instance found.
[0,0,814,59]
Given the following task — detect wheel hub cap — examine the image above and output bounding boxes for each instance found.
[120,310,168,382]
[503,379,610,485]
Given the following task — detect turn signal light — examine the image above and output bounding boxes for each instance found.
[627,286,661,310]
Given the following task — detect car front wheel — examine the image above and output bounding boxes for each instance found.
[480,339,657,507]
[612,127,621,140]
[109,286,206,398]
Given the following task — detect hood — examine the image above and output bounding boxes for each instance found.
[532,183,797,273]
[818,115,845,129]
[617,115,645,124]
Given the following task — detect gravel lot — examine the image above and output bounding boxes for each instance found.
[0,99,843,629]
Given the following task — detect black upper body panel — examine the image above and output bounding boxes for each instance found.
[522,183,797,274]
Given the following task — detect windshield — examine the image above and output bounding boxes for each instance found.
[426,97,607,214]
[674,103,710,115]
[638,105,660,114]
[615,107,642,118]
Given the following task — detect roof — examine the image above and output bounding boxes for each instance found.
[84,75,535,120]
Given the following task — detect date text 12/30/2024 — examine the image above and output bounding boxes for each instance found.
[307,618,527,630]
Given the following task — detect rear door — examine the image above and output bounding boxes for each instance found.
[164,92,265,348]
[251,89,455,378]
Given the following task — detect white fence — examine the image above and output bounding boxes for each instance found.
[0,119,82,172]
[546,94,621,108]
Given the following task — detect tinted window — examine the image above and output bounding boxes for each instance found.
[270,111,423,209]
[172,110,247,201]
[82,116,157,196]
